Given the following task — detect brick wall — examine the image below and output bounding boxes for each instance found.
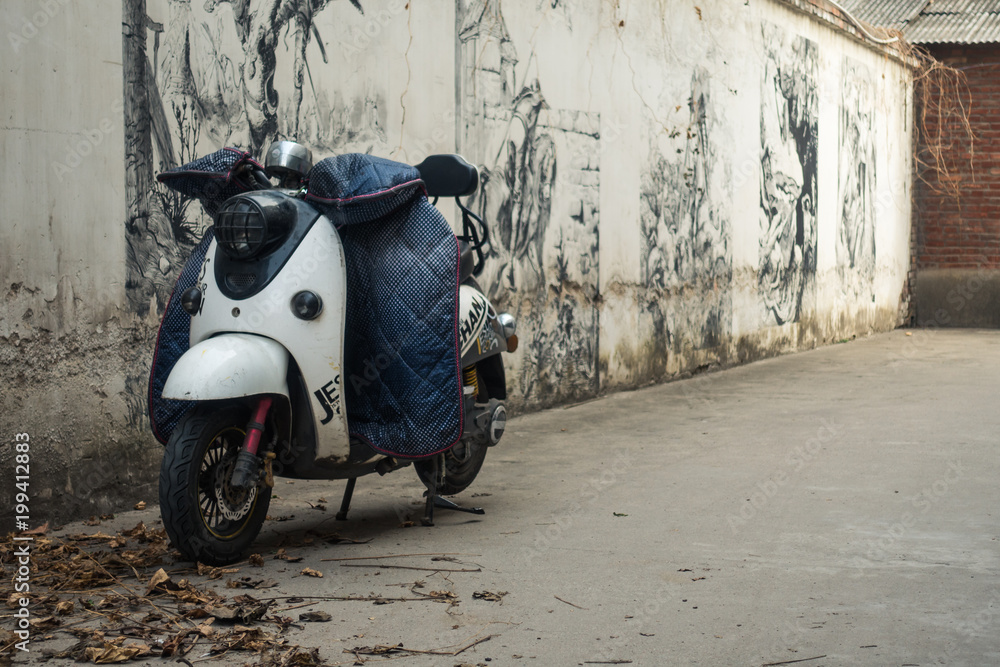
[916,43,1000,271]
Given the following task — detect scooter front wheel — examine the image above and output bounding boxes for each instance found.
[158,403,271,565]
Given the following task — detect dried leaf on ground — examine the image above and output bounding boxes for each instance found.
[299,611,332,622]
[205,601,272,624]
[226,577,279,590]
[0,527,317,665]
[119,522,166,543]
[133,501,146,511]
[347,643,406,656]
[0,628,19,652]
[22,522,49,536]
[249,553,265,567]
[145,568,172,595]
[259,646,322,666]
[209,626,282,654]
[300,567,323,578]
[427,590,458,600]
[29,615,60,631]
[197,562,240,579]
[472,590,508,603]
[65,531,115,541]
[84,641,151,663]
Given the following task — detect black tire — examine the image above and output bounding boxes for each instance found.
[415,436,489,496]
[159,403,271,565]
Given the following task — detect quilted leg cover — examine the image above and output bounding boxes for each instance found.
[147,232,212,444]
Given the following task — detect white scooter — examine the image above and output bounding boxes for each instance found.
[155,142,517,565]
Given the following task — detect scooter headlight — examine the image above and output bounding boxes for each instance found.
[215,195,295,260]
[216,198,267,259]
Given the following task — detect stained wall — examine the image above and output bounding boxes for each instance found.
[0,0,913,523]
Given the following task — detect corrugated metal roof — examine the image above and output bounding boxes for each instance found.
[842,0,929,31]
[840,0,1000,44]
[906,0,1000,44]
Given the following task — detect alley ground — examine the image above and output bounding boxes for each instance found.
[7,329,1000,666]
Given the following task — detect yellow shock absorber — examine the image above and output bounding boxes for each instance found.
[463,365,479,398]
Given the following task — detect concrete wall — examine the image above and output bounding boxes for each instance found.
[0,0,913,525]
[1,1,153,523]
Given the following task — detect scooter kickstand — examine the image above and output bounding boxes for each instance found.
[422,490,436,527]
[336,477,357,521]
[433,495,485,515]
[421,455,443,526]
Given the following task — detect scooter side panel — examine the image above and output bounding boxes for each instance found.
[458,285,507,367]
[459,285,491,356]
[188,222,351,463]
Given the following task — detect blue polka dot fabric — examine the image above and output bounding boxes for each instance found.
[307,154,463,459]
[147,232,212,444]
[156,148,263,216]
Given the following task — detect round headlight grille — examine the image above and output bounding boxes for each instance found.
[216,198,267,259]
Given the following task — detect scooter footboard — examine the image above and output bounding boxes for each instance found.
[162,333,290,401]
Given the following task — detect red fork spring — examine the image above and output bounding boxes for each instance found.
[241,396,273,456]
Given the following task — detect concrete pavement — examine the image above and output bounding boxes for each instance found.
[17,329,1000,666]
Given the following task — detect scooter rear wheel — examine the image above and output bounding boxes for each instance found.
[159,403,271,565]
[415,438,488,496]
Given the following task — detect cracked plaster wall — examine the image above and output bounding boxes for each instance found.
[1,0,912,525]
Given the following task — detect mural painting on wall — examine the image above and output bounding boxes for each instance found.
[639,67,732,354]
[457,0,600,407]
[122,0,383,424]
[838,58,877,297]
[758,25,818,326]
[124,0,385,310]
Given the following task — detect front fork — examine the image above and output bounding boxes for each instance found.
[230,396,274,489]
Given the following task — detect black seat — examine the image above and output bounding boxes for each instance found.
[415,154,479,198]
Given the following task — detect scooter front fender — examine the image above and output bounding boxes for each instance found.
[162,333,290,401]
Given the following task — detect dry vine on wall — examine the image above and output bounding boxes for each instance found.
[907,44,975,200]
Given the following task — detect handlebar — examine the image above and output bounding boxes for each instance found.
[251,168,272,190]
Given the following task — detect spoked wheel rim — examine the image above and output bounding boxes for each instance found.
[197,426,258,540]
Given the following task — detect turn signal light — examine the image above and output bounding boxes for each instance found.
[180,286,202,315]
[506,334,518,353]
